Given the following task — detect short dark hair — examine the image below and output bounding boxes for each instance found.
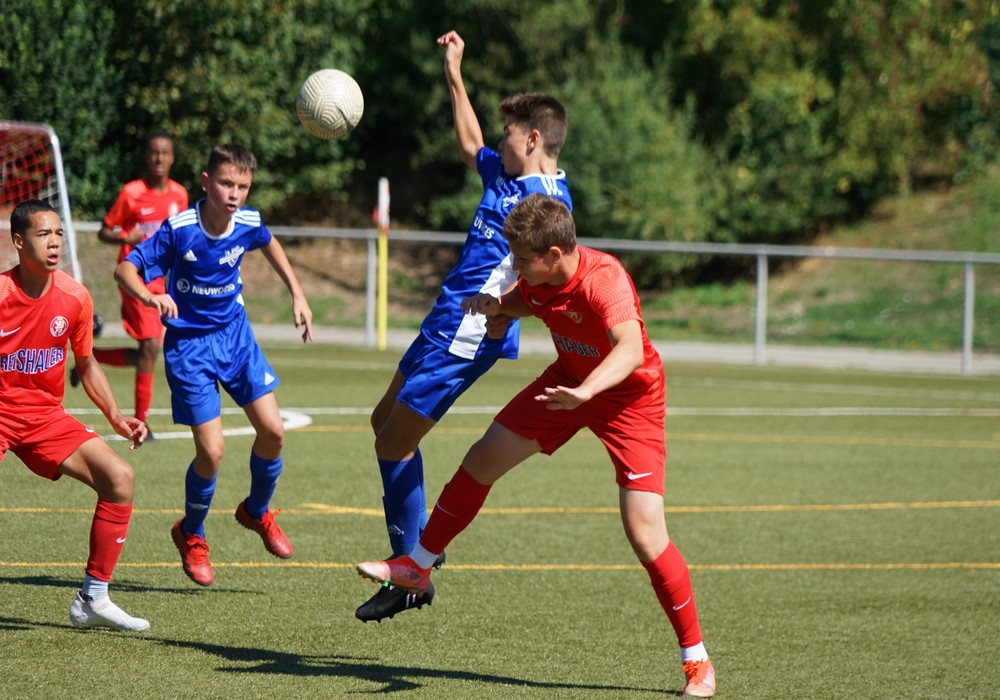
[143,130,174,150]
[503,193,576,255]
[10,199,57,238]
[498,93,568,158]
[207,143,257,175]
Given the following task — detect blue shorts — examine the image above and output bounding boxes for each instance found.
[396,333,498,421]
[164,319,280,426]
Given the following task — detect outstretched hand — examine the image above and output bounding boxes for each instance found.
[293,297,314,342]
[144,292,178,319]
[534,384,592,411]
[113,416,148,450]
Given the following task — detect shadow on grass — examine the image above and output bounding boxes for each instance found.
[0,605,680,695]
[151,636,682,694]
[0,575,680,695]
[0,573,260,597]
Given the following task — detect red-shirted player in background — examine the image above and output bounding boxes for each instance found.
[1,200,150,631]
[72,131,188,433]
[357,193,716,697]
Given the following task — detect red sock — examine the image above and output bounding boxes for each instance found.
[134,371,154,422]
[93,348,127,367]
[643,541,703,648]
[86,500,133,582]
[420,466,492,556]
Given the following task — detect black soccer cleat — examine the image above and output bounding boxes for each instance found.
[355,580,435,623]
[69,366,81,388]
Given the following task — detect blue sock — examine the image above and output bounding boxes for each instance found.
[184,463,216,539]
[378,449,426,557]
[246,452,282,520]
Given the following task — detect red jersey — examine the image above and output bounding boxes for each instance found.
[0,269,92,410]
[103,178,188,263]
[519,246,663,397]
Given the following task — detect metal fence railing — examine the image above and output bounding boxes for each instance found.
[76,221,1000,375]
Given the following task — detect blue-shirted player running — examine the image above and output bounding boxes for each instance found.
[356,29,572,622]
[115,143,313,587]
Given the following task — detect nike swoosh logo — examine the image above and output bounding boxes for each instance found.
[672,596,691,611]
[626,471,653,481]
[0,327,21,337]
[116,537,127,544]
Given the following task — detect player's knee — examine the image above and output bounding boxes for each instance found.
[624,525,669,562]
[256,423,285,452]
[98,459,135,504]
[138,339,160,363]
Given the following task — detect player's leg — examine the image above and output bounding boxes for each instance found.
[359,383,439,620]
[162,331,220,584]
[234,391,294,558]
[167,418,224,586]
[132,335,160,425]
[57,436,149,631]
[374,399,436,554]
[357,421,540,591]
[123,285,164,425]
[620,489,715,696]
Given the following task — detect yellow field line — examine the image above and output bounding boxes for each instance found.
[1,560,997,572]
[2,500,998,517]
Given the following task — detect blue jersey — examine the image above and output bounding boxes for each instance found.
[421,147,572,360]
[125,200,272,333]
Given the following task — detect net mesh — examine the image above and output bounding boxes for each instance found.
[0,121,81,280]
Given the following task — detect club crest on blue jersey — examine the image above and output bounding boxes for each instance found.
[219,245,245,268]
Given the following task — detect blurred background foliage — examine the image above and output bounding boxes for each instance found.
[2,0,999,287]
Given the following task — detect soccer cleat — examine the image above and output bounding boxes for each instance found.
[356,555,431,593]
[171,519,214,586]
[235,499,293,558]
[69,592,150,631]
[355,580,435,623]
[682,658,716,698]
[69,366,80,388]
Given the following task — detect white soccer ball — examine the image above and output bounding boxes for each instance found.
[296,69,364,140]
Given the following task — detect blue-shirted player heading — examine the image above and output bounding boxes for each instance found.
[115,143,314,586]
[356,29,572,622]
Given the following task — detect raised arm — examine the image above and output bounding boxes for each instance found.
[437,30,484,170]
[260,237,313,342]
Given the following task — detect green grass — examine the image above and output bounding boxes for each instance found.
[3,342,999,698]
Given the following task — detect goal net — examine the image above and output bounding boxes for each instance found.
[0,121,83,281]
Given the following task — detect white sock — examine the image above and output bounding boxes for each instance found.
[681,642,709,663]
[407,543,438,570]
[80,574,109,600]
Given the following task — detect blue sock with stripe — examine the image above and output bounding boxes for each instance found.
[246,452,283,520]
[379,448,426,557]
[184,463,216,539]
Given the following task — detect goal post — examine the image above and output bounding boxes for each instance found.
[0,121,83,282]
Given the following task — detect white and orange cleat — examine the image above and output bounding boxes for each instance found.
[682,658,716,697]
[356,555,431,593]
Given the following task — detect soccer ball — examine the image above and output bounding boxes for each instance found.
[296,69,364,140]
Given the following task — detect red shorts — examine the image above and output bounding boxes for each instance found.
[0,407,102,480]
[120,277,166,341]
[495,364,667,495]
